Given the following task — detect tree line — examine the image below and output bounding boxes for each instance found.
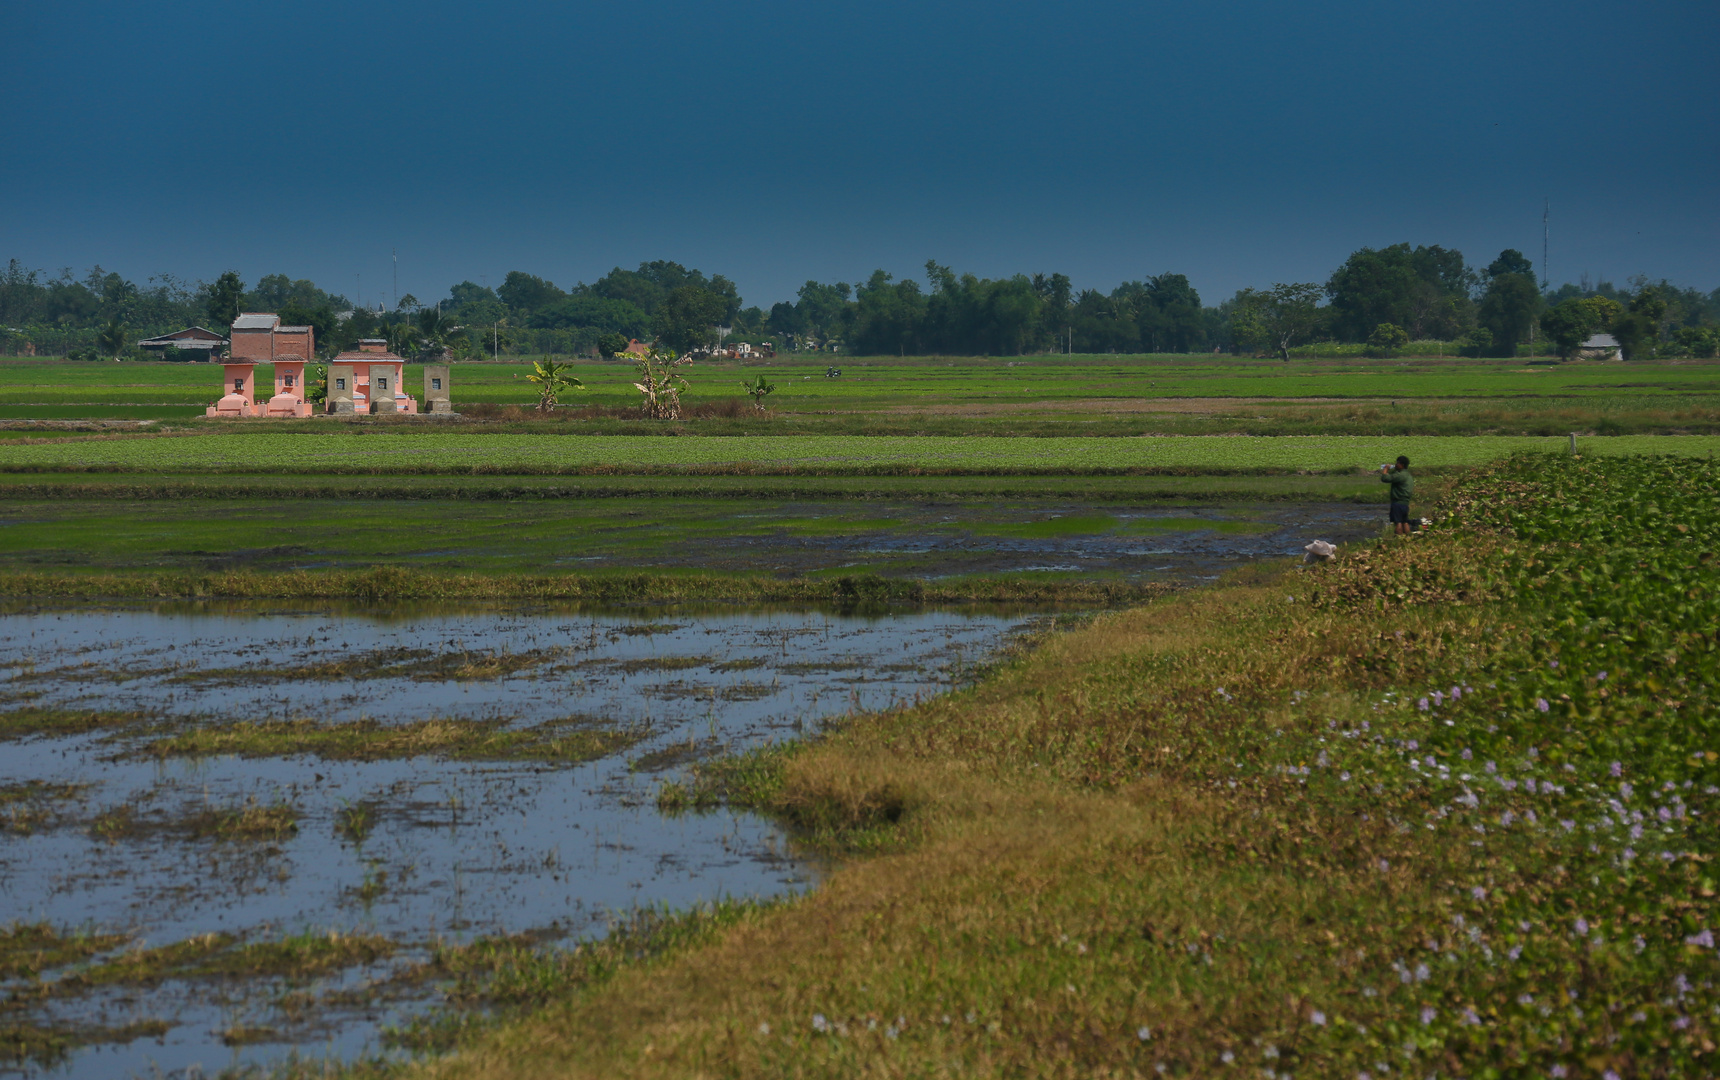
[2,247,1716,360]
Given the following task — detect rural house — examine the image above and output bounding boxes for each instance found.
[137,326,229,358]
[1578,333,1622,360]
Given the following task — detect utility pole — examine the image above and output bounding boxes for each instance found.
[1531,198,1549,358]
[1548,199,1561,292]
[392,249,398,313]
[356,273,361,310]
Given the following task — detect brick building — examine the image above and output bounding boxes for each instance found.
[229,312,314,364]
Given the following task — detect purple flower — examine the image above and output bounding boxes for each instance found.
[1535,698,1550,713]
[1420,1006,1436,1025]
[1575,917,1589,936]
[1685,929,1715,948]
[1460,1007,1481,1026]
[1418,697,1430,711]
[1560,819,1575,831]
[1433,690,1445,706]
[1551,1067,1568,1079]
[1485,760,1497,773]
[1310,1010,1326,1026]
[1595,670,1607,681]
[1610,761,1623,777]
[1460,747,1473,761]
[1471,886,1486,901]
[1659,806,1673,822]
[1549,659,1559,669]
[1620,781,1634,799]
[1450,685,1462,699]
[1631,824,1643,841]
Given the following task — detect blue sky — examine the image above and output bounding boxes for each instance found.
[2,0,1715,309]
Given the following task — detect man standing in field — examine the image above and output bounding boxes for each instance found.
[1381,455,1414,536]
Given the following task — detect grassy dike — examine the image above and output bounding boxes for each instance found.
[0,567,1168,607]
[354,453,1714,1080]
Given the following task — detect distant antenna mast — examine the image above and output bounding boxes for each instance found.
[1542,199,1550,292]
[392,249,398,312]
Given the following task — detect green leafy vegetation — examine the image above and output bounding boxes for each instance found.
[396,452,1718,1079]
[4,431,1717,475]
[4,248,1715,363]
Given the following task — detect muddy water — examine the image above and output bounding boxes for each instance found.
[0,606,1035,1078]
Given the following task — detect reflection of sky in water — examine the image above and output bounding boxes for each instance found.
[0,606,1033,1080]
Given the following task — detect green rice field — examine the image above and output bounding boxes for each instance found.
[2,355,1718,418]
[2,432,1715,474]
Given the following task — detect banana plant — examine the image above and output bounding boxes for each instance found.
[632,346,692,419]
[739,373,775,411]
[527,356,585,411]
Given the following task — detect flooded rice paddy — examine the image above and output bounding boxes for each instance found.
[0,605,1037,1078]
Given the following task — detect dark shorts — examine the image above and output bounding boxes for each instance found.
[1389,502,1411,524]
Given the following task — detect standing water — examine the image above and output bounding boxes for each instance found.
[0,604,1038,1078]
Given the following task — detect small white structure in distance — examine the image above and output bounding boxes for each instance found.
[1578,333,1622,360]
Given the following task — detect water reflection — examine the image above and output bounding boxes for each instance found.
[0,605,1035,1079]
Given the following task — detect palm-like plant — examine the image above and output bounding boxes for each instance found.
[739,373,775,411]
[96,317,127,360]
[632,346,692,419]
[527,357,585,411]
[415,307,468,362]
[384,320,421,360]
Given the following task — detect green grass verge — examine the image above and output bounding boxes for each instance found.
[4,432,1717,475]
[0,566,1174,605]
[0,471,1387,502]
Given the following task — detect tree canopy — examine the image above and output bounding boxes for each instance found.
[2,245,1714,361]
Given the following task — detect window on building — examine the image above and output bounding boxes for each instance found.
[284,375,295,388]
[377,378,388,390]
[234,378,244,391]
[431,378,442,390]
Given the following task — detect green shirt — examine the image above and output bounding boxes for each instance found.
[1382,467,1414,503]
